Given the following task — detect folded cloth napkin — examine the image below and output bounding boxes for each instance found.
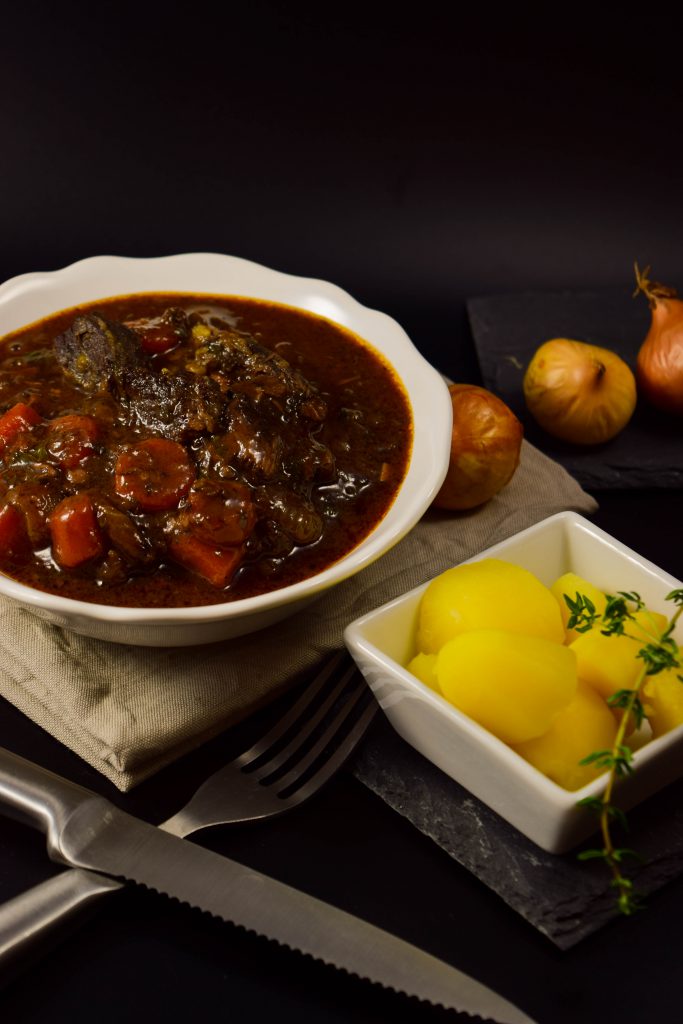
[0,440,597,790]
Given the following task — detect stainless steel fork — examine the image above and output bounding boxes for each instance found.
[0,651,376,966]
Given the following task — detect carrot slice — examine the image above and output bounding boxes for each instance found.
[114,438,195,512]
[0,403,41,453]
[0,502,31,560]
[46,414,99,469]
[169,534,242,588]
[49,493,104,568]
[184,484,256,546]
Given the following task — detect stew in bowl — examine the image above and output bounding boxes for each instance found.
[0,254,451,645]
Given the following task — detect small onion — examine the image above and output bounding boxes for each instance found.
[433,384,523,511]
[523,338,636,445]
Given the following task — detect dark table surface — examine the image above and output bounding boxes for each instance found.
[1,494,682,1024]
[2,4,683,1021]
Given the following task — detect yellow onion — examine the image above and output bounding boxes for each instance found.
[433,383,523,510]
[634,263,683,415]
[523,338,636,445]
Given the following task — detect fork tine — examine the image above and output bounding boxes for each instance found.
[234,651,355,774]
[281,697,377,807]
[248,659,361,781]
[162,653,373,837]
[271,683,377,796]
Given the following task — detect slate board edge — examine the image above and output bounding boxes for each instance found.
[465,290,683,492]
[350,717,683,950]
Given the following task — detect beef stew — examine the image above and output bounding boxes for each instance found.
[0,294,412,607]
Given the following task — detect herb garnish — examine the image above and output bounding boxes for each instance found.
[565,588,683,914]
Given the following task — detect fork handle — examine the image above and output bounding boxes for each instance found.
[0,869,122,969]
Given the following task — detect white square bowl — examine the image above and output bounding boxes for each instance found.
[344,511,683,854]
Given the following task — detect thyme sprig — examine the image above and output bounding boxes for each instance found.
[568,587,683,915]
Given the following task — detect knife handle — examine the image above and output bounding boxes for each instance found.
[0,869,121,969]
[0,746,97,850]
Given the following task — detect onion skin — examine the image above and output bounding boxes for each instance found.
[635,271,683,415]
[433,384,523,511]
[523,338,637,445]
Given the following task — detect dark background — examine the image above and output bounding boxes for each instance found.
[4,2,683,383]
[2,4,683,1023]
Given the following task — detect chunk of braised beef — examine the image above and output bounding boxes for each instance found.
[91,496,157,566]
[254,484,323,546]
[54,314,149,393]
[120,369,226,442]
[205,396,335,487]
[80,393,120,429]
[2,444,62,485]
[188,324,328,420]
[0,502,32,561]
[5,482,62,548]
[214,397,285,482]
[283,432,336,483]
[95,550,129,585]
[246,519,295,573]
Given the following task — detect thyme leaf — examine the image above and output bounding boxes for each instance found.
[564,591,599,633]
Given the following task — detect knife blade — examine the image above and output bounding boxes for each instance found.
[0,746,536,1024]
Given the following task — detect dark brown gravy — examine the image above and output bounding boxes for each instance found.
[0,293,412,607]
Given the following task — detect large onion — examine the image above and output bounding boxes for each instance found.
[433,384,523,510]
[523,338,636,445]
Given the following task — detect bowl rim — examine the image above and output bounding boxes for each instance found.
[0,252,452,625]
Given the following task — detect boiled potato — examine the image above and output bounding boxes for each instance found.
[550,574,668,645]
[406,651,439,692]
[550,572,607,643]
[408,557,677,782]
[570,606,669,701]
[570,630,643,701]
[512,679,618,790]
[435,629,577,744]
[569,604,670,736]
[416,558,565,655]
[642,653,683,738]
[631,607,669,639]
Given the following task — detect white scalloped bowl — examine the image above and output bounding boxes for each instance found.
[0,253,451,646]
[344,512,683,853]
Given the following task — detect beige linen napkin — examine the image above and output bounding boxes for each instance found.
[0,440,597,790]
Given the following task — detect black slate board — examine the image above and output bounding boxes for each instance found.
[351,715,683,949]
[467,289,683,490]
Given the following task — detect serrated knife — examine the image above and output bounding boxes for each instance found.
[0,746,535,1023]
